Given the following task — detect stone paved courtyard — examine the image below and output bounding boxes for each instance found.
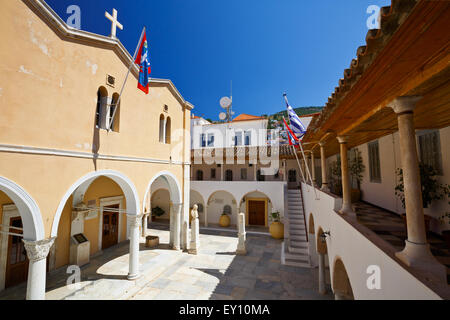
[0,224,332,300]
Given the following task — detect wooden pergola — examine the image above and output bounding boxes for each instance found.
[302,0,450,157]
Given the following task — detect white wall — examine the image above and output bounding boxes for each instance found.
[355,126,450,234]
[302,183,442,300]
[358,132,402,214]
[191,181,286,226]
[191,119,268,149]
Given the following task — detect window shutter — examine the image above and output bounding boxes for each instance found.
[100,96,111,130]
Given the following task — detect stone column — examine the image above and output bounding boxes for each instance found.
[389,96,446,280]
[183,221,190,252]
[318,253,327,295]
[319,142,329,191]
[337,136,355,218]
[23,237,55,300]
[172,203,182,251]
[189,205,200,254]
[204,205,208,227]
[311,151,316,187]
[236,213,247,255]
[334,292,345,300]
[127,214,141,280]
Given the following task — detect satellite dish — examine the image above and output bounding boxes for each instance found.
[219,112,227,121]
[220,96,232,109]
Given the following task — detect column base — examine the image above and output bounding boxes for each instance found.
[339,205,356,219]
[395,240,446,282]
[236,249,247,255]
[171,245,181,251]
[188,248,198,255]
[321,184,329,192]
[127,272,140,280]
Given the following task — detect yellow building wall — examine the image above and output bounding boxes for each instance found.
[83,176,126,256]
[0,0,191,239]
[54,195,72,269]
[0,191,14,227]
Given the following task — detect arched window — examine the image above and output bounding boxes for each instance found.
[196,170,203,181]
[225,169,233,181]
[159,114,165,143]
[96,87,108,129]
[110,93,120,132]
[288,169,297,182]
[165,117,171,144]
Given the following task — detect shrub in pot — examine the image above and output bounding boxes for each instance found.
[395,163,448,235]
[269,211,284,239]
[151,206,165,220]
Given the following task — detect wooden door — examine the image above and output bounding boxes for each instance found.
[5,217,28,288]
[102,204,119,250]
[248,200,265,226]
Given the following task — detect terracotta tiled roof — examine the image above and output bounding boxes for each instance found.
[232,114,265,122]
[298,112,321,118]
[304,0,418,140]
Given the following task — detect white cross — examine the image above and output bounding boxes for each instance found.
[105,8,123,38]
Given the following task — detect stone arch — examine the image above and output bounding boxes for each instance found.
[207,190,238,226]
[332,257,354,300]
[316,227,328,255]
[143,171,182,212]
[51,170,140,237]
[0,176,45,241]
[190,189,205,224]
[143,171,183,248]
[308,213,315,235]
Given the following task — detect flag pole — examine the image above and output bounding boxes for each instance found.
[108,26,146,131]
[283,116,306,182]
[283,94,318,199]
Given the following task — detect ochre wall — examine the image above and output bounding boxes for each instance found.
[151,189,171,220]
[83,177,126,255]
[0,191,14,227]
[0,0,190,239]
[54,195,72,269]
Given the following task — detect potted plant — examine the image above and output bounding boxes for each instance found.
[349,148,365,203]
[438,184,450,247]
[219,212,231,227]
[329,158,342,196]
[269,211,284,239]
[151,206,165,221]
[395,163,447,234]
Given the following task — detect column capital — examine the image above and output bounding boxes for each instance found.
[319,141,326,147]
[388,96,422,114]
[22,237,56,262]
[127,214,144,228]
[172,202,183,212]
[337,135,349,144]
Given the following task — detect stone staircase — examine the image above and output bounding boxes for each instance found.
[283,188,311,268]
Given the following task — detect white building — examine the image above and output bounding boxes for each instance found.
[191,113,268,149]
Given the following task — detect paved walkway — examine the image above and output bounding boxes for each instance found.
[354,201,450,285]
[0,225,332,300]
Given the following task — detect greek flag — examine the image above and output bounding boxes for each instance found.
[284,93,306,139]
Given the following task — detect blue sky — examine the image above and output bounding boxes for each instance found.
[46,0,390,120]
